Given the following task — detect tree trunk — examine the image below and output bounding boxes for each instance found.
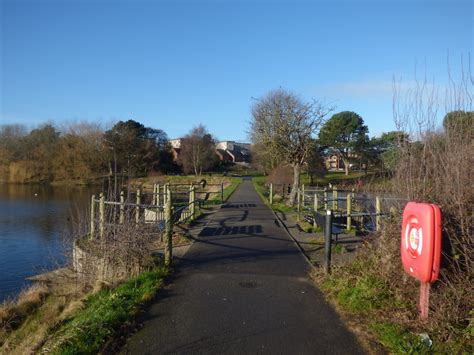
[288,163,301,206]
[343,158,349,175]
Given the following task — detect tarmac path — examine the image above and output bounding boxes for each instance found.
[122,178,364,354]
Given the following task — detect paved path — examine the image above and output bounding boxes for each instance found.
[122,178,364,354]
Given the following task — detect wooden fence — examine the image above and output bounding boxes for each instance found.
[267,183,407,232]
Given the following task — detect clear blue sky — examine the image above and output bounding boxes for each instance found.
[1,0,472,141]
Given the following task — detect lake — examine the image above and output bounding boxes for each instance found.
[0,184,98,302]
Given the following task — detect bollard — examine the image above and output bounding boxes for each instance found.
[119,190,125,224]
[221,182,224,204]
[135,189,141,224]
[376,196,381,231]
[269,183,273,205]
[346,193,352,231]
[333,187,338,210]
[164,189,173,266]
[324,210,333,274]
[90,194,96,239]
[99,193,105,240]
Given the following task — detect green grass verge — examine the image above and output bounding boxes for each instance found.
[42,267,168,354]
[300,171,378,186]
[252,176,294,213]
[369,322,430,354]
[316,254,466,353]
[202,177,242,205]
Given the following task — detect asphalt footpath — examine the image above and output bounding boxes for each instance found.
[122,178,365,355]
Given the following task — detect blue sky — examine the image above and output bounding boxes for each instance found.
[1,0,472,141]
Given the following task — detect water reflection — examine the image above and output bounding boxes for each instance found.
[0,184,98,301]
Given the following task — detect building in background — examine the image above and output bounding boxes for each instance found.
[167,139,252,166]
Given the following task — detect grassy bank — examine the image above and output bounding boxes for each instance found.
[312,230,471,354]
[1,267,169,354]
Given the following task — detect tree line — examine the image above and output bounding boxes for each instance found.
[249,88,472,206]
[0,120,221,184]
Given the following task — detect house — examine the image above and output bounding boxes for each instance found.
[168,138,182,162]
[216,141,251,165]
[167,139,252,165]
[324,154,344,171]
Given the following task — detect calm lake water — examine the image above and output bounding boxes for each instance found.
[0,184,98,302]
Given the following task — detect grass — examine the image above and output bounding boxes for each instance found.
[0,284,50,347]
[252,176,294,213]
[202,177,242,206]
[41,267,168,354]
[369,322,430,354]
[314,244,468,353]
[301,171,372,186]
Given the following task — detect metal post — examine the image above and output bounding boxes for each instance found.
[221,182,224,204]
[136,189,141,224]
[99,193,105,240]
[376,196,381,231]
[346,193,352,231]
[324,210,333,274]
[333,187,338,210]
[420,282,430,320]
[119,190,125,224]
[164,189,173,266]
[269,183,273,205]
[90,194,96,239]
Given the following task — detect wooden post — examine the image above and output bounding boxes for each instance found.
[313,193,318,228]
[333,187,338,210]
[269,183,273,205]
[324,188,328,210]
[135,189,141,224]
[90,194,96,239]
[156,184,161,206]
[164,189,173,266]
[324,210,333,274]
[220,182,224,204]
[119,190,125,224]
[376,196,381,231]
[189,185,196,221]
[99,193,105,240]
[301,184,305,207]
[346,193,352,231]
[297,188,301,221]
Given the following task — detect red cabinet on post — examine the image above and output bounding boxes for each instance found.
[401,202,442,283]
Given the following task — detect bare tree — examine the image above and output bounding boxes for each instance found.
[249,89,332,205]
[392,57,473,273]
[178,125,217,176]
